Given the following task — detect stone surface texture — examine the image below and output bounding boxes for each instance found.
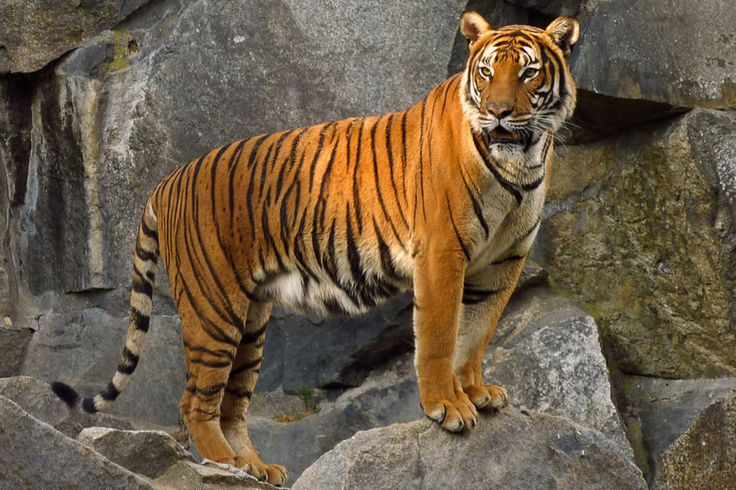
[292,409,646,490]
[0,395,151,489]
[536,110,736,378]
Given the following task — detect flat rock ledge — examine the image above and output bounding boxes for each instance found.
[293,407,647,490]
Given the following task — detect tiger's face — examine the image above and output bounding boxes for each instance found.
[459,12,579,165]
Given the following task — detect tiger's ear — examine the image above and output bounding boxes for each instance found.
[460,11,491,45]
[545,17,580,56]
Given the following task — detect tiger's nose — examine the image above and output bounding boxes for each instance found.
[488,104,513,119]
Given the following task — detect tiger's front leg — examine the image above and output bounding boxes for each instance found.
[454,256,525,410]
[413,243,478,432]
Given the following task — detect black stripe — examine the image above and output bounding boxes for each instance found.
[462,286,501,305]
[230,357,263,377]
[118,346,140,374]
[384,114,408,228]
[184,342,235,360]
[101,381,121,401]
[190,358,232,368]
[446,195,471,261]
[131,275,153,297]
[309,123,330,190]
[459,167,489,238]
[241,324,267,344]
[471,132,523,206]
[373,217,402,282]
[225,387,253,398]
[352,119,365,233]
[141,219,158,240]
[371,120,404,245]
[131,307,150,332]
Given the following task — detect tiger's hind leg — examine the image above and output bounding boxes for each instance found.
[455,258,525,411]
[178,300,241,466]
[220,301,288,486]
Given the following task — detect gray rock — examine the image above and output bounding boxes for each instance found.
[78,427,194,479]
[0,395,151,489]
[535,109,736,378]
[155,460,276,489]
[251,286,631,481]
[22,311,186,426]
[260,294,413,392]
[293,408,646,490]
[250,354,422,481]
[571,0,736,110]
[504,0,585,16]
[656,391,736,490]
[0,0,150,73]
[617,375,736,485]
[0,326,32,377]
[487,286,631,455]
[0,375,133,438]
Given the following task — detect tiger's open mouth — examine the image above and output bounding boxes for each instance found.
[487,127,524,145]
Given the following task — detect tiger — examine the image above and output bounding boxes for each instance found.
[51,11,579,486]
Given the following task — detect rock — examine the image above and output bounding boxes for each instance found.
[571,0,736,110]
[155,460,275,489]
[0,375,133,437]
[655,391,736,490]
[504,0,585,16]
[14,0,465,297]
[78,427,194,479]
[292,408,646,490]
[487,286,631,455]
[0,0,150,73]
[617,375,736,485]
[535,109,736,378]
[0,326,32,376]
[260,294,413,392]
[251,286,631,481]
[0,395,151,489]
[22,311,186,426]
[250,354,422,481]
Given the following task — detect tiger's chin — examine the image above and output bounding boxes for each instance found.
[484,127,535,167]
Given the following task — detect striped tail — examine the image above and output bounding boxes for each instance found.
[51,200,159,413]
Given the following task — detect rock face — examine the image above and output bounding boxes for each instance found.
[571,0,736,109]
[656,392,736,490]
[78,427,194,479]
[487,286,629,453]
[260,294,413,392]
[0,395,151,489]
[0,326,32,376]
[536,109,736,378]
[617,376,736,485]
[293,409,646,490]
[22,312,186,426]
[249,286,630,482]
[0,0,150,73]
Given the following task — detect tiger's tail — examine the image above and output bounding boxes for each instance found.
[51,200,159,413]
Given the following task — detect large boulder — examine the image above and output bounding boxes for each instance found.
[292,408,646,490]
[535,109,736,378]
[0,0,150,73]
[487,286,630,453]
[250,285,631,481]
[655,391,736,490]
[260,294,413,392]
[0,395,151,489]
[617,376,736,485]
[571,0,736,110]
[78,427,194,479]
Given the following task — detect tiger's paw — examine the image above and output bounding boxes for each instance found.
[464,383,509,410]
[235,454,288,486]
[421,386,478,433]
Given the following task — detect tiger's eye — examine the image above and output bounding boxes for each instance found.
[479,66,492,78]
[523,68,539,80]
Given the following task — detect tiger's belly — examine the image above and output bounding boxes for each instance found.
[256,246,414,317]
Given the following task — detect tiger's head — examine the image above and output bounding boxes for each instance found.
[459,12,579,165]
